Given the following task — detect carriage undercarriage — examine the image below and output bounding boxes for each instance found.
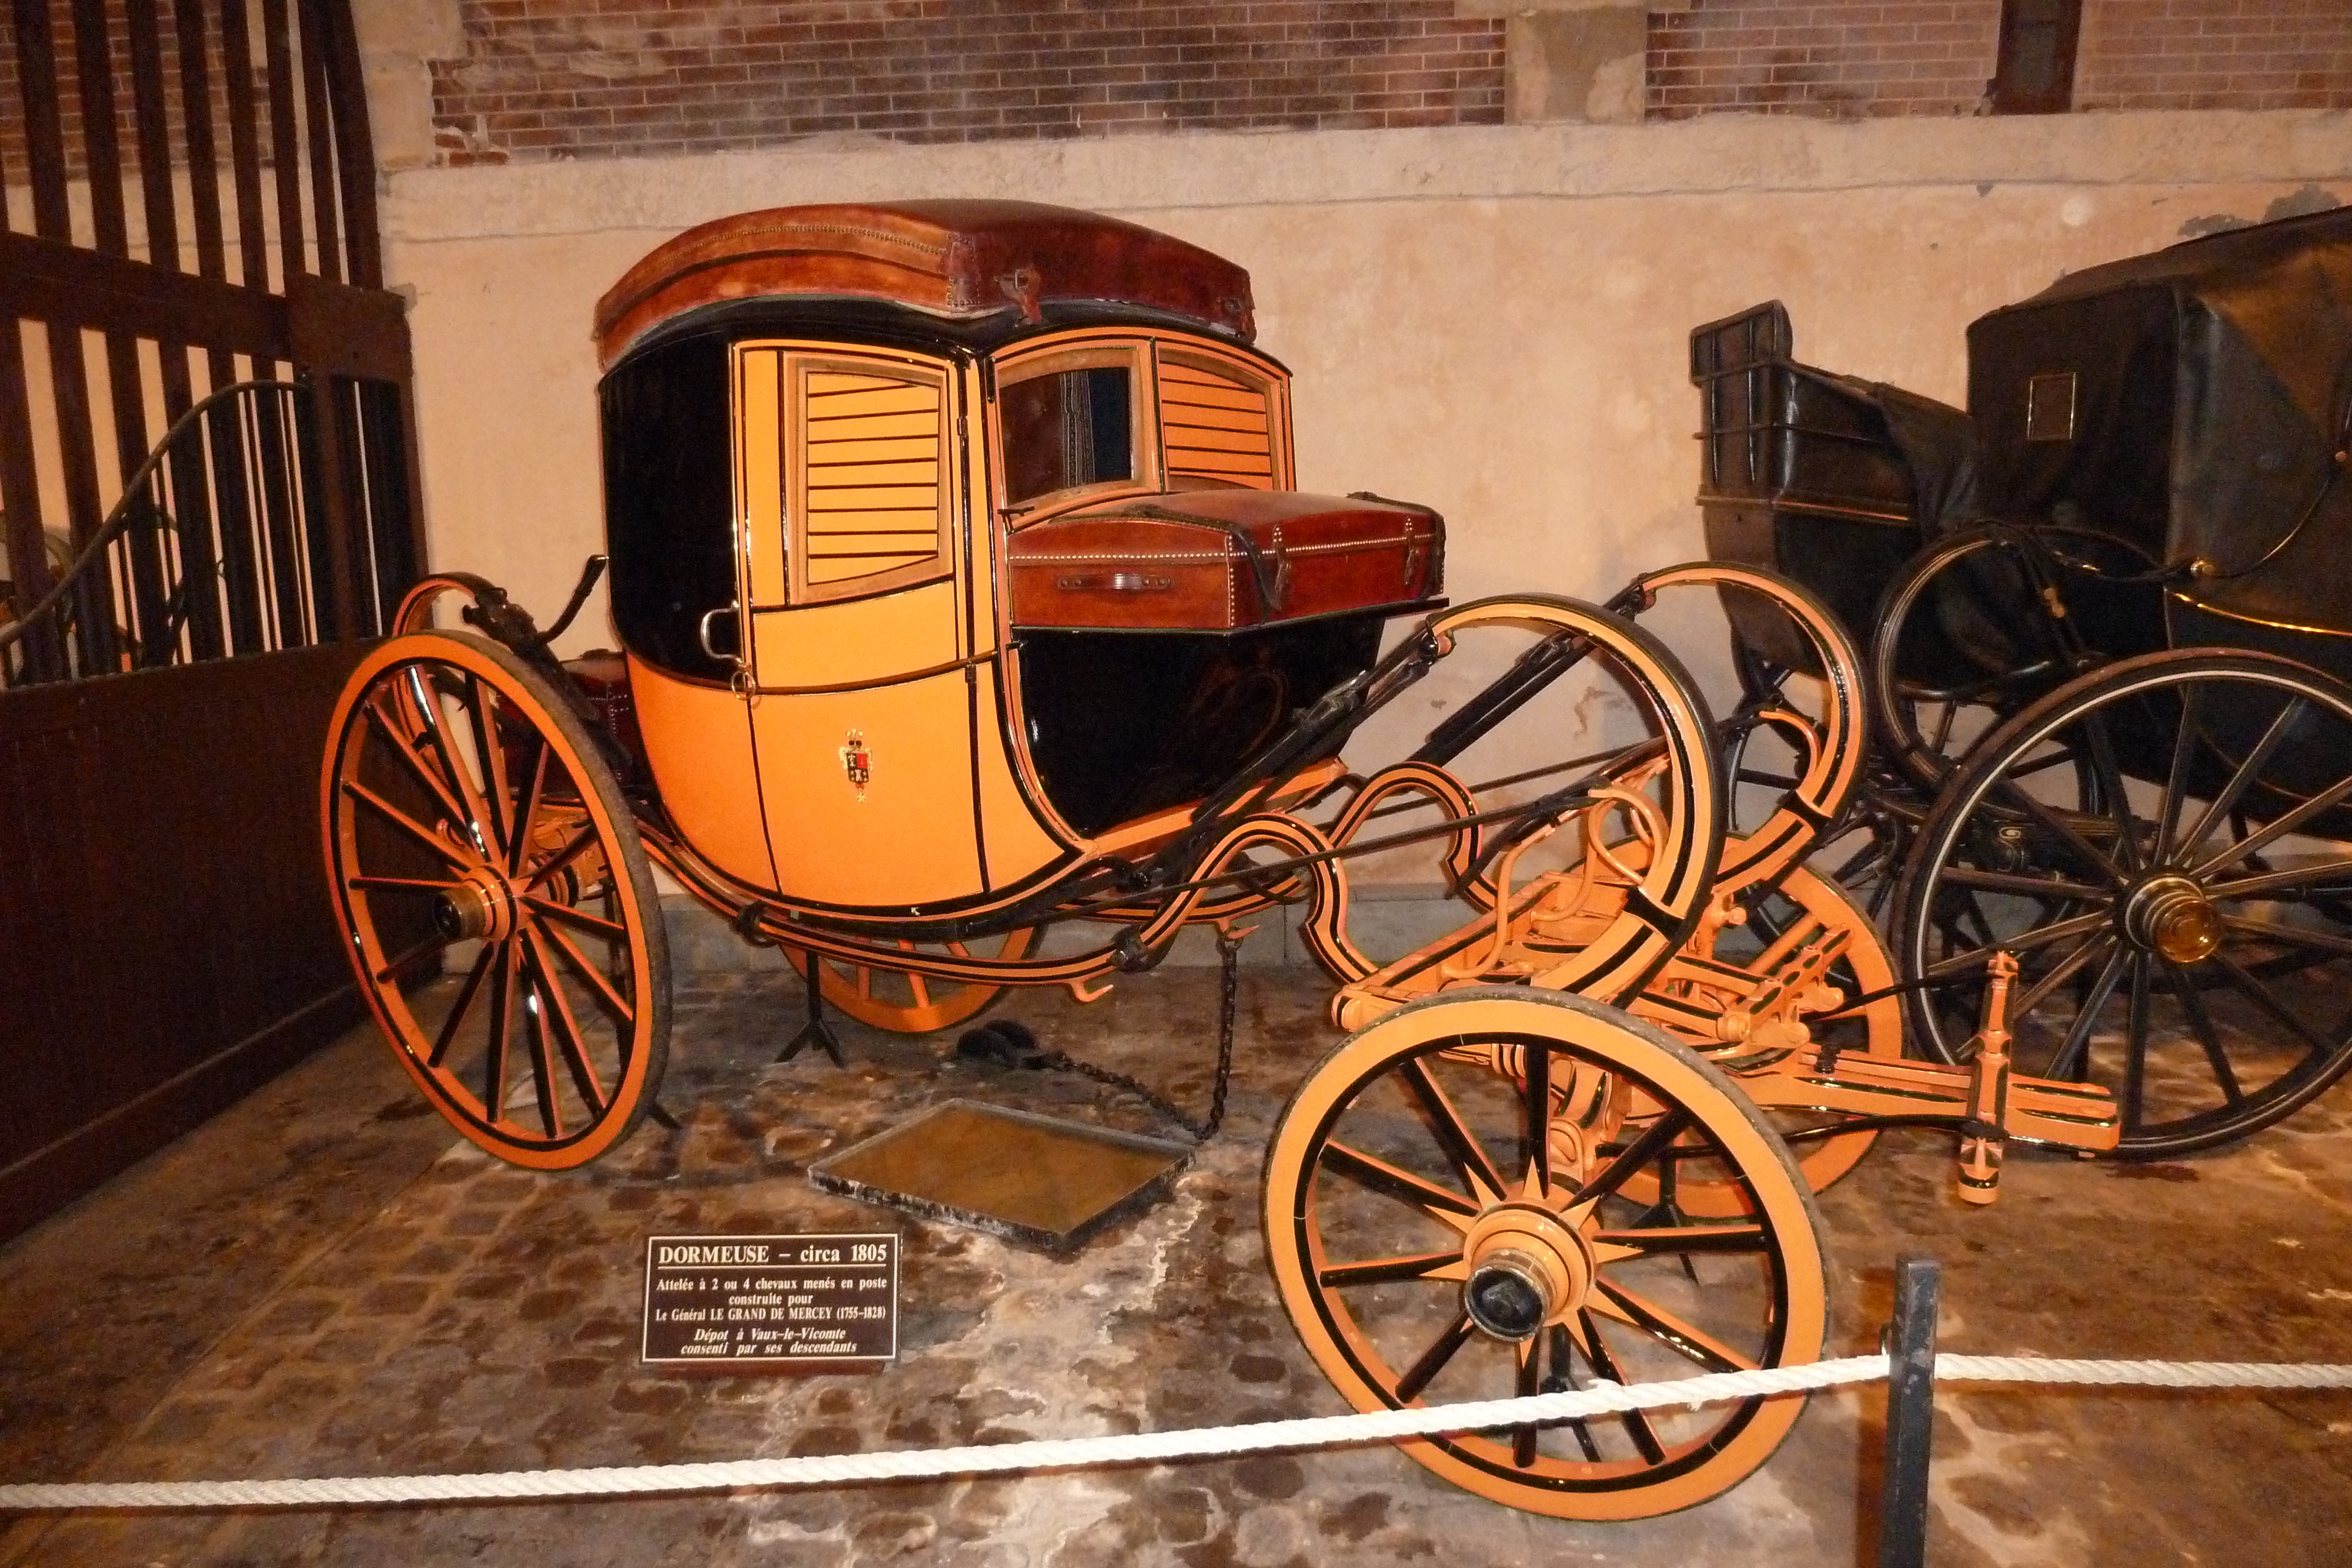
[323,550,2120,1520]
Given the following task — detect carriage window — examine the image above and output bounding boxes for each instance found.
[797,364,950,594]
[998,352,1139,509]
[733,349,954,606]
[1157,350,1278,490]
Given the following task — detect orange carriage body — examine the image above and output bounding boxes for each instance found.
[592,201,1442,921]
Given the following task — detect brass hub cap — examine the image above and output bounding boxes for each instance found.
[1460,1202,1593,1342]
[432,869,519,944]
[2123,874,2221,964]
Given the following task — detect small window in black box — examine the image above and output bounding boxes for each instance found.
[2026,372,2077,443]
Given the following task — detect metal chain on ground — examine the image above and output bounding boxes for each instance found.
[6,1354,2351,1513]
[1030,927,1244,1143]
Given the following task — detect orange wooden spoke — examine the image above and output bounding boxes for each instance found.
[522,986,566,1140]
[1591,1279,1759,1375]
[1392,1314,1475,1402]
[372,934,446,987]
[404,666,502,857]
[1595,1225,1769,1256]
[347,874,463,894]
[342,776,483,872]
[1265,989,1827,1519]
[1321,1141,1482,1219]
[1317,1252,1463,1288]
[536,916,639,1030]
[429,944,496,1069]
[508,737,554,877]
[523,924,610,1111]
[465,671,518,862]
[1576,1311,1668,1465]
[524,823,599,893]
[1511,1338,1541,1469]
[1398,1058,1507,1199]
[523,895,629,941]
[322,630,670,1171]
[1563,1108,1691,1212]
[482,938,517,1116]
[360,692,474,834]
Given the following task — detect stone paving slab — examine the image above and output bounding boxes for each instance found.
[2,965,2349,1567]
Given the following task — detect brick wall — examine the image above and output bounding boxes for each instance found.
[1649,0,2352,121]
[426,0,1505,165]
[2075,0,2352,113]
[1648,1,2004,119]
[8,1,2351,176]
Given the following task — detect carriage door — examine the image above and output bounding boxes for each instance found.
[733,345,981,908]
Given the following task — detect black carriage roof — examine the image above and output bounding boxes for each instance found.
[594,200,1257,370]
[1985,205,2352,310]
[1967,205,2352,633]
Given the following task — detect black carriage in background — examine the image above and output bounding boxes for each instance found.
[1693,206,2352,1155]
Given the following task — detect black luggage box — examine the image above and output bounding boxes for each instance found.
[1689,301,1964,666]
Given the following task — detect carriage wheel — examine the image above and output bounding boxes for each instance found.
[1867,525,2159,793]
[782,930,1038,1035]
[1263,988,1829,1519]
[1620,866,1903,1214]
[1895,651,2352,1155]
[322,630,670,1169]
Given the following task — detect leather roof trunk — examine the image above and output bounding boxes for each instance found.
[1004,490,1444,632]
[595,200,1258,368]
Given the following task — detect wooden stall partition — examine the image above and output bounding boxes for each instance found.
[0,0,424,1239]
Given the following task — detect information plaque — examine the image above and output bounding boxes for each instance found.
[641,1233,898,1370]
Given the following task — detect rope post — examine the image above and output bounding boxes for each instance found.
[1879,1254,1943,1568]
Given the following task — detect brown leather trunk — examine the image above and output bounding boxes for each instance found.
[1005,490,1444,631]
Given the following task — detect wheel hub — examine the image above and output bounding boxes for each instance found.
[1461,1203,1592,1342]
[2122,874,2220,964]
[432,870,519,944]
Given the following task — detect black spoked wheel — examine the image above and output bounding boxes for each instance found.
[1895,650,2352,1155]
[1867,525,2154,794]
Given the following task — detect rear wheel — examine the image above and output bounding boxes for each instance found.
[323,630,669,1169]
[1895,650,2352,1155]
[783,930,1038,1034]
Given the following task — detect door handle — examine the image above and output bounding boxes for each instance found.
[697,604,741,662]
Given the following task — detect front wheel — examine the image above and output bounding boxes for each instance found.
[1262,987,1829,1519]
[322,630,670,1169]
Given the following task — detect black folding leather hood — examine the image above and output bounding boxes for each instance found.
[1967,207,2352,636]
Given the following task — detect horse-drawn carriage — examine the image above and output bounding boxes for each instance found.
[323,201,2122,1519]
[1695,206,2352,1158]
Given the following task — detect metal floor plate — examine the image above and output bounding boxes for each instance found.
[807,1098,1194,1254]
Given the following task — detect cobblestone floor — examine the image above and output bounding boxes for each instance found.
[3,962,2349,1567]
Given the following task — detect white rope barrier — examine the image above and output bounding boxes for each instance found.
[3,1353,2347,1513]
